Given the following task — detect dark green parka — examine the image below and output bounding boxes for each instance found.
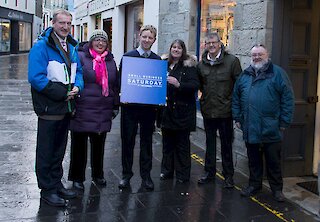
[197,47,242,119]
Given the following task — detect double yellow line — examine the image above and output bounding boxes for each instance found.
[191,153,295,222]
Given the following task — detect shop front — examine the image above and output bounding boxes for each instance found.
[0,7,33,54]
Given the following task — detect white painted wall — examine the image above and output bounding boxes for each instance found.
[33,15,43,41]
[0,0,35,14]
[143,0,160,53]
[314,46,320,175]
[112,5,125,66]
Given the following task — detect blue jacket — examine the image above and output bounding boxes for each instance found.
[232,62,294,143]
[28,27,84,115]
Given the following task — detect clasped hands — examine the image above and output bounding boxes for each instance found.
[66,86,79,101]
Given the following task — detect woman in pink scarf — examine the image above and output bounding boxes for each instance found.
[68,30,120,191]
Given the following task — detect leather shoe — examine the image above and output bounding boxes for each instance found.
[41,193,66,207]
[118,178,130,189]
[73,182,84,191]
[93,178,107,186]
[273,191,285,202]
[223,177,234,188]
[57,188,77,199]
[160,173,173,180]
[240,186,261,197]
[141,178,154,191]
[198,172,215,184]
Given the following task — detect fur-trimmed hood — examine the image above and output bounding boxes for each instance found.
[161,54,198,67]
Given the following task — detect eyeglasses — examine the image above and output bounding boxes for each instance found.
[93,38,107,44]
[205,41,219,46]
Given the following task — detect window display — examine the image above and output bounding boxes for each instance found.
[199,0,236,56]
[19,22,31,51]
[0,19,10,52]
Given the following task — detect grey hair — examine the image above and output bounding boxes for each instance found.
[52,9,72,22]
[205,33,221,43]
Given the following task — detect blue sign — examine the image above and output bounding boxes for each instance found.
[120,56,167,105]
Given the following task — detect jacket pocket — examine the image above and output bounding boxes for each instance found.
[261,116,281,140]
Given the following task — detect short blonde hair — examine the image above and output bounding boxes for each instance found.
[52,9,72,22]
[139,25,157,37]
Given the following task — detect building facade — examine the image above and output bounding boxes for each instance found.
[42,0,69,30]
[72,0,320,178]
[0,0,36,54]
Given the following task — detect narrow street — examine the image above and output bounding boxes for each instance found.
[0,54,318,221]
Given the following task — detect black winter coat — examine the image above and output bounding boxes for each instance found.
[160,55,200,131]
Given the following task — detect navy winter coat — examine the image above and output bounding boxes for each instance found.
[232,62,294,143]
[69,42,120,133]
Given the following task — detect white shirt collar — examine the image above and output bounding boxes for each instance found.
[53,31,67,43]
[137,46,151,57]
[207,49,221,61]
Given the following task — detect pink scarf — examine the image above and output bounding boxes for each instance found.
[89,48,109,96]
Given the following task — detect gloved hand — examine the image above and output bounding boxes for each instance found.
[112,109,119,119]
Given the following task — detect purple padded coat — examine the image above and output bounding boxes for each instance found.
[69,42,120,133]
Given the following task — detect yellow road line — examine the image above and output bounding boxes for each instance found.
[191,153,295,222]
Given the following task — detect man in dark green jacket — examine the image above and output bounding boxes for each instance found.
[197,33,242,188]
[232,44,294,202]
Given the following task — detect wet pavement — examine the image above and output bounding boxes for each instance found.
[0,54,319,221]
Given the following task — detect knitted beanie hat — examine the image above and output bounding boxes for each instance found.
[89,29,108,42]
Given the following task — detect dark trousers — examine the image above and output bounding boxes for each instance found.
[68,131,107,182]
[161,129,191,181]
[35,116,69,195]
[246,142,283,192]
[121,106,156,180]
[203,117,234,178]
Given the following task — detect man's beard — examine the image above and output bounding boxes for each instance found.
[250,59,268,70]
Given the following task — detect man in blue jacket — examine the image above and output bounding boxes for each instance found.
[118,25,161,191]
[28,9,83,207]
[232,44,294,202]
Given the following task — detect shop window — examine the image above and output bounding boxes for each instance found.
[0,19,10,52]
[199,0,236,56]
[19,22,31,51]
[125,1,143,51]
[83,23,88,41]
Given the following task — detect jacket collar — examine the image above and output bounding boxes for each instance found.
[201,45,226,66]
[244,61,274,81]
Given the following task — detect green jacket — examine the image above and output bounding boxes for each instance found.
[197,48,242,118]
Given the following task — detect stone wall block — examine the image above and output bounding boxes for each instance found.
[257,28,273,54]
[243,3,267,29]
[233,3,243,30]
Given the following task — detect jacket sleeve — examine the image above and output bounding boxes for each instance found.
[28,41,67,101]
[74,50,84,92]
[113,61,120,109]
[278,69,295,128]
[196,64,204,92]
[232,75,242,123]
[232,57,242,83]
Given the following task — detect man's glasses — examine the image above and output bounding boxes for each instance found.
[205,41,219,46]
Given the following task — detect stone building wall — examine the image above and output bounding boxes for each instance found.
[158,0,197,56]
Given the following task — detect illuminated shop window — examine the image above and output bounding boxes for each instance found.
[199,0,236,56]
[0,19,10,52]
[19,22,31,51]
